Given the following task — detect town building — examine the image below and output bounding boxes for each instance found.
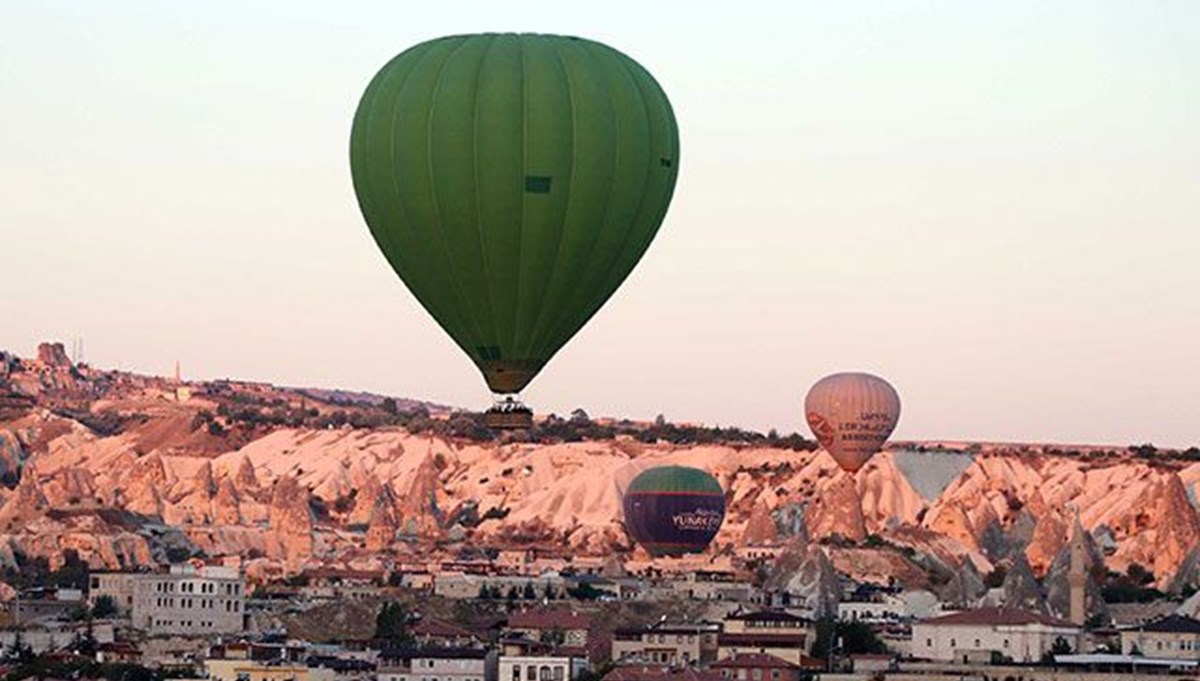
[605,666,723,681]
[718,611,814,665]
[505,610,593,652]
[711,653,819,681]
[837,590,939,624]
[911,607,1081,663]
[666,571,755,602]
[11,587,85,623]
[205,660,336,681]
[89,572,137,616]
[1119,614,1200,659]
[377,647,496,681]
[129,564,245,635]
[498,655,588,681]
[95,641,143,665]
[611,622,721,665]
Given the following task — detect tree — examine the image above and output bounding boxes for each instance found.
[1127,563,1155,586]
[522,581,537,600]
[374,601,414,644]
[2,630,36,664]
[71,613,98,655]
[382,397,399,415]
[92,594,118,618]
[539,627,567,647]
[984,565,1008,588]
[811,618,886,662]
[53,549,90,590]
[1042,636,1073,663]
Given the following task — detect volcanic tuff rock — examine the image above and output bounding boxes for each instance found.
[1002,554,1049,613]
[805,473,866,542]
[937,557,987,607]
[269,475,314,557]
[3,361,1200,588]
[742,502,778,545]
[37,343,72,368]
[765,540,840,617]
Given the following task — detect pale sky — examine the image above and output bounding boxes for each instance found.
[2,2,1197,447]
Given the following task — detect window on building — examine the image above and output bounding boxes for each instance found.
[752,670,762,681]
[926,639,932,648]
[950,639,956,648]
[974,639,980,648]
[527,666,536,681]
[771,672,779,680]
[1003,640,1009,648]
[539,666,551,681]
[511,667,520,681]
[553,668,564,681]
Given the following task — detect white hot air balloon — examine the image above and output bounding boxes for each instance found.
[804,372,901,473]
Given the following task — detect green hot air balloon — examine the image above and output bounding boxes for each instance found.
[350,33,680,427]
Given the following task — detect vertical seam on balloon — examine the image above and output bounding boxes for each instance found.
[510,36,528,366]
[567,51,657,326]
[519,38,578,360]
[424,37,492,351]
[526,39,624,360]
[380,43,477,356]
[377,45,479,354]
[471,35,504,360]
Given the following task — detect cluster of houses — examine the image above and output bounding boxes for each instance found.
[11,554,1200,679]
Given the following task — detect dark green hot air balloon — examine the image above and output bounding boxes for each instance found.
[623,465,725,557]
[350,33,680,426]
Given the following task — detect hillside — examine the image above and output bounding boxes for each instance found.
[3,342,1200,599]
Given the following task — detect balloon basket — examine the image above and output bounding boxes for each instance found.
[485,397,533,430]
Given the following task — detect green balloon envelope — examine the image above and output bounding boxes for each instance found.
[350,33,680,394]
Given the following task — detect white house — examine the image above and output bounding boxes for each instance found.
[378,648,496,681]
[1120,614,1200,659]
[839,590,940,623]
[498,655,588,681]
[911,607,1081,664]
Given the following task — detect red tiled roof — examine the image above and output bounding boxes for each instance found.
[919,607,1077,628]
[717,633,806,647]
[508,609,592,630]
[725,611,809,624]
[413,618,474,639]
[606,666,724,681]
[712,653,798,670]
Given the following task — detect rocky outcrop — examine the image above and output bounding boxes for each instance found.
[742,502,779,545]
[805,474,866,542]
[234,457,260,492]
[765,540,839,617]
[37,343,71,368]
[213,478,242,526]
[937,557,987,607]
[0,473,50,528]
[1026,509,1069,575]
[397,455,443,539]
[1002,554,1048,613]
[268,477,314,557]
[4,353,1200,585]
